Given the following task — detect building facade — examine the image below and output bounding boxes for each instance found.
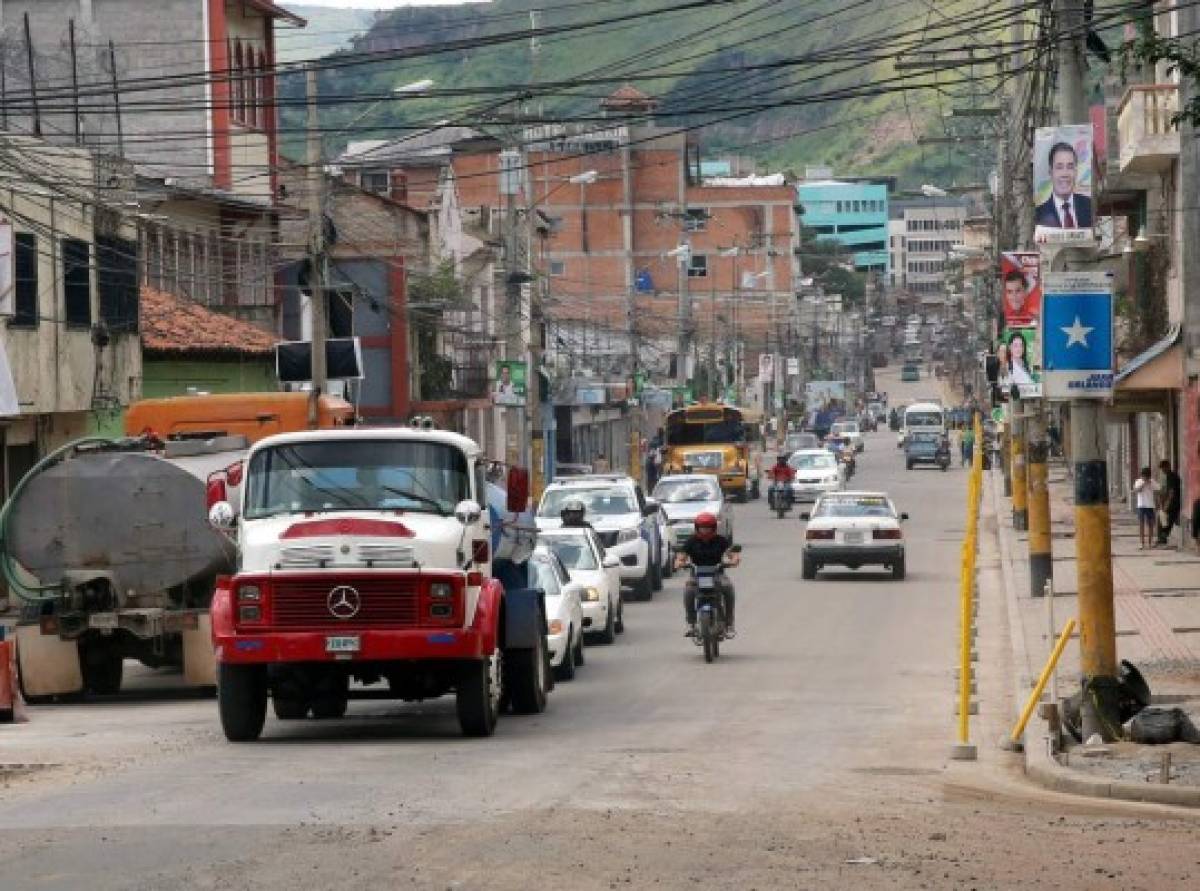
[796,179,889,272]
[888,198,968,296]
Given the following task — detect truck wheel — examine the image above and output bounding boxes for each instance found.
[650,555,663,593]
[311,696,348,719]
[553,629,576,682]
[634,572,654,601]
[218,663,268,742]
[80,640,123,695]
[802,555,819,580]
[458,649,502,737]
[505,632,548,715]
[572,631,586,667]
[663,547,675,578]
[272,697,309,720]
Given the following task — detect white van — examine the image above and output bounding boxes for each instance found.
[899,402,946,447]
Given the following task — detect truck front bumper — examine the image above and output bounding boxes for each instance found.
[214,626,490,665]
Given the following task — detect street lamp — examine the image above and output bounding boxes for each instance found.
[568,170,598,185]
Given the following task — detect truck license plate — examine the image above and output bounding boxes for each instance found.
[325,635,360,654]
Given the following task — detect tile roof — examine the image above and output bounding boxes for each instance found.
[140,286,279,357]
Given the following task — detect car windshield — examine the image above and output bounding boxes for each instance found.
[538,487,636,517]
[906,411,943,427]
[244,439,469,519]
[530,558,561,596]
[540,534,598,570]
[785,434,817,449]
[814,497,895,519]
[789,452,837,470]
[653,478,719,504]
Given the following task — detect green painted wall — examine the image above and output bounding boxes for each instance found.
[88,357,277,439]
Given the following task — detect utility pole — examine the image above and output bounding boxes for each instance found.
[1055,0,1118,739]
[305,64,328,428]
[526,163,545,498]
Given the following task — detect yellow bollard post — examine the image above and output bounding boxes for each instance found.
[1009,618,1077,746]
[952,534,977,760]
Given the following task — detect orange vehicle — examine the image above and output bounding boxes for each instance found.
[661,403,750,501]
[125,391,354,442]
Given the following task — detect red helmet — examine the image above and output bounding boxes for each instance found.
[694,512,718,538]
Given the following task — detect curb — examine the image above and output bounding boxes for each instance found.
[987,469,1200,808]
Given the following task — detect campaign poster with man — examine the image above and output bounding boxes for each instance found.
[998,252,1041,328]
[1033,124,1094,242]
[492,360,527,406]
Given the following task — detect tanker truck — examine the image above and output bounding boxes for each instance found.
[0,392,353,698]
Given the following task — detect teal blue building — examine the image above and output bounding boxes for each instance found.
[796,180,890,273]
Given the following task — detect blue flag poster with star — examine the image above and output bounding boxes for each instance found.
[1040,271,1114,400]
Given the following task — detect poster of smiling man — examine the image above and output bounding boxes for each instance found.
[1033,124,1094,244]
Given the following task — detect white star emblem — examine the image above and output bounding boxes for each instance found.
[1062,315,1094,348]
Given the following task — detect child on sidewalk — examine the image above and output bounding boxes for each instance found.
[1134,466,1158,550]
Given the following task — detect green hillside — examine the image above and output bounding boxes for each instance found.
[277,5,381,63]
[280,0,1008,188]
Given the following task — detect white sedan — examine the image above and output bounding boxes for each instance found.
[530,548,586,681]
[830,420,864,452]
[787,449,844,503]
[537,528,624,644]
[800,491,909,580]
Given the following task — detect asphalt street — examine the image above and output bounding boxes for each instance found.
[3,374,1199,889]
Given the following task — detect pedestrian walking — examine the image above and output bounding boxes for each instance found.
[593,452,609,474]
[1156,459,1182,547]
[960,428,975,468]
[1134,467,1158,550]
[644,442,661,491]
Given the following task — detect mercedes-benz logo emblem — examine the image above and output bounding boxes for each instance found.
[327,585,361,620]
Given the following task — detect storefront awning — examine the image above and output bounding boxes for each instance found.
[1111,325,1181,416]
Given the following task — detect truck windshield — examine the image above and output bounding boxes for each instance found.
[244,440,469,519]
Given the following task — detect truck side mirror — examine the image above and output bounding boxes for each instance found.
[455,499,482,525]
[209,501,236,529]
[507,466,530,513]
[641,499,660,517]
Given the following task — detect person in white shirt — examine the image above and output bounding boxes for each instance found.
[1133,466,1158,550]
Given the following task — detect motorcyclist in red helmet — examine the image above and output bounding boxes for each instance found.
[674,511,739,638]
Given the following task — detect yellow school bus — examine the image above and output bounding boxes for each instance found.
[662,403,749,501]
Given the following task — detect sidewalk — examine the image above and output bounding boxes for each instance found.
[991,458,1200,803]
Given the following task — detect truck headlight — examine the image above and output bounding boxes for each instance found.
[429,582,454,598]
[582,587,601,602]
[237,584,261,602]
[617,527,639,544]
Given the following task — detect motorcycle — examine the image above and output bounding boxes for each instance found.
[767,478,794,518]
[688,545,741,663]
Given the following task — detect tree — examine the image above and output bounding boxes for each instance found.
[408,259,473,400]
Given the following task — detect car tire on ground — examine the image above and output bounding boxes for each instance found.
[572,631,585,667]
[802,555,817,580]
[663,547,674,578]
[218,663,268,742]
[634,571,654,601]
[906,461,914,471]
[553,629,576,682]
[457,649,502,737]
[650,555,663,592]
[892,555,907,581]
[596,600,617,644]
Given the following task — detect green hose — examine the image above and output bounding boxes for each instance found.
[0,437,115,603]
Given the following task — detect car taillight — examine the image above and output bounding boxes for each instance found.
[873,529,903,540]
[206,476,227,510]
[806,529,834,540]
[226,460,244,487]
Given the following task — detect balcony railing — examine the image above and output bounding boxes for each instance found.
[1118,84,1180,175]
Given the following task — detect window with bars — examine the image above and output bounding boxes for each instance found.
[97,235,139,331]
[62,238,91,327]
[687,254,708,278]
[12,233,37,326]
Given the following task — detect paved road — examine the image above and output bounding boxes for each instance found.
[3,383,1199,888]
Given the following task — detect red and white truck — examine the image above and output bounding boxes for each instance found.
[209,426,550,740]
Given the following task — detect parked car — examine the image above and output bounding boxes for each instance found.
[800,491,908,580]
[530,548,586,680]
[905,431,951,470]
[653,474,733,548]
[537,528,624,643]
[536,474,663,598]
[787,449,844,503]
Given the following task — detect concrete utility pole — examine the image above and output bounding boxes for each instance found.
[305,64,328,429]
[1054,0,1119,739]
